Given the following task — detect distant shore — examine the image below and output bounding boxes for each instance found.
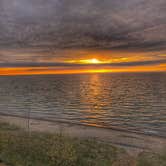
[0,114,165,156]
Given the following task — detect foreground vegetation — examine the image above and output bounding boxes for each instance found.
[0,122,165,166]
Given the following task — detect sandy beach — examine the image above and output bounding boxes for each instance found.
[0,114,165,156]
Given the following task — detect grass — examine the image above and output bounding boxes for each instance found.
[0,122,165,166]
[136,151,166,166]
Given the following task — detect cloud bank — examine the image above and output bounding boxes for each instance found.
[0,0,165,70]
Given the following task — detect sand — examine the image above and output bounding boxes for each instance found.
[0,164,7,166]
[0,114,166,156]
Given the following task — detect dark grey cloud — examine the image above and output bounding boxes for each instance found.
[0,0,166,52]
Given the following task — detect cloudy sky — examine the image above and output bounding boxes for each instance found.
[0,0,166,74]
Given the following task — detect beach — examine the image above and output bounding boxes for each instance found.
[0,114,165,156]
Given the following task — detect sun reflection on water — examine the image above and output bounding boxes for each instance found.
[79,74,110,127]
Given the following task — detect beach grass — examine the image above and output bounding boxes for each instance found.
[136,151,166,166]
[0,122,165,166]
[0,122,130,166]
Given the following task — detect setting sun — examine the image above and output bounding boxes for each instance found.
[78,58,103,64]
[89,58,101,64]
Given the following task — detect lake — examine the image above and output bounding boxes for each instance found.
[0,72,166,137]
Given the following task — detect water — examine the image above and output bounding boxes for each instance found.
[0,72,166,137]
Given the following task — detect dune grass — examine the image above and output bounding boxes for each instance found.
[0,122,130,166]
[0,122,165,166]
[136,151,166,166]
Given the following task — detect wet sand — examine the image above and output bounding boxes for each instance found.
[0,114,166,156]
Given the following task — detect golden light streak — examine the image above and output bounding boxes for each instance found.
[66,58,108,64]
[66,57,114,64]
[0,63,165,76]
[80,58,102,64]
[0,67,113,75]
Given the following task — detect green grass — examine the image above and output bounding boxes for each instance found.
[0,122,129,166]
[0,122,165,166]
[136,151,166,166]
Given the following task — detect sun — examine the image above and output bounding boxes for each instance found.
[68,58,103,64]
[90,58,101,64]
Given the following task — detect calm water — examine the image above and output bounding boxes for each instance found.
[0,73,166,137]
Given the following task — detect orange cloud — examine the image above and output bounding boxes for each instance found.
[0,63,165,76]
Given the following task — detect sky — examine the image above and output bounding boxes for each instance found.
[0,0,166,75]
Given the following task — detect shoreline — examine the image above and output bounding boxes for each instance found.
[0,71,165,77]
[0,114,166,156]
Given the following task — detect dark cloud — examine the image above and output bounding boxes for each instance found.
[0,0,166,51]
[0,0,166,69]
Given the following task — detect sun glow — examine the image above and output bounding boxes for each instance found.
[66,57,114,64]
[79,58,103,64]
[90,58,101,64]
